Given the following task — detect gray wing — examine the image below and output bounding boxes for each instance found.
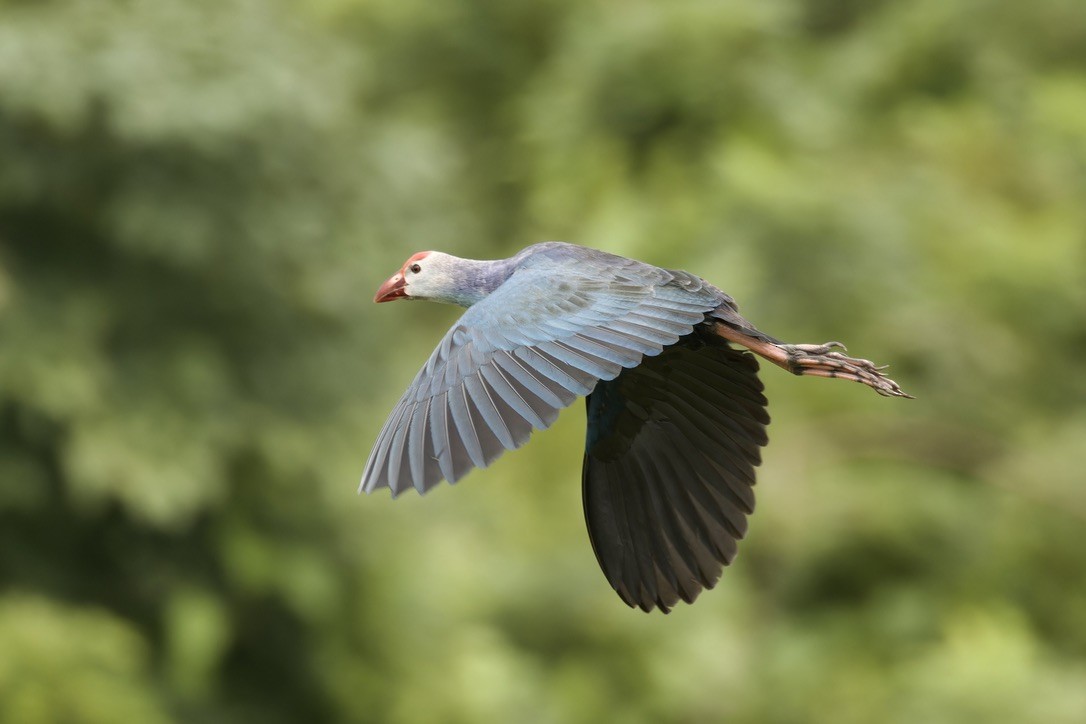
[360,261,723,496]
[582,330,769,613]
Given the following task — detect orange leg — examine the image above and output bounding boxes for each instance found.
[711,323,913,398]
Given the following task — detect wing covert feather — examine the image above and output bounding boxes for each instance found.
[361,258,725,495]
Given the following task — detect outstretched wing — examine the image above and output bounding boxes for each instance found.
[582,331,769,613]
[360,261,723,495]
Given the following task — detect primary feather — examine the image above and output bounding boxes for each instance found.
[583,332,767,611]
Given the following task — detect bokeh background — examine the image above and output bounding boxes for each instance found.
[2,0,1085,722]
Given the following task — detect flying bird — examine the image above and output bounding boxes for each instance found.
[362,242,909,612]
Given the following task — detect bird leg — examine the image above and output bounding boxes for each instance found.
[710,323,913,398]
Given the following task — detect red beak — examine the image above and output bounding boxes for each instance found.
[374,272,408,303]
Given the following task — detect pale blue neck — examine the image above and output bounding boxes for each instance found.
[446,257,516,307]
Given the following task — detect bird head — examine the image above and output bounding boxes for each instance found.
[374,251,435,303]
[375,250,509,307]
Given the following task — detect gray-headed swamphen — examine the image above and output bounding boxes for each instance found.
[362,242,910,612]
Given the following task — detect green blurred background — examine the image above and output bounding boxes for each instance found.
[2,0,1085,722]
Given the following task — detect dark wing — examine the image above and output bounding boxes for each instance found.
[582,330,769,613]
[360,262,723,495]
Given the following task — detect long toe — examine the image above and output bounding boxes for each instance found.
[780,343,912,398]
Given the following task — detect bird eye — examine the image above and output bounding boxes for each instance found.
[409,263,422,274]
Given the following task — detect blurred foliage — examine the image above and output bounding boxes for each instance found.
[1,0,1085,722]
